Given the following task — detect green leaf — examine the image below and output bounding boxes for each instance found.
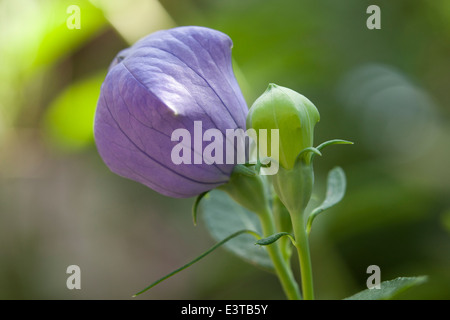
[198,190,274,271]
[256,232,295,246]
[133,229,259,297]
[344,276,428,300]
[306,167,346,235]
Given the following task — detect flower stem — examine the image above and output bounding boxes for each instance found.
[258,207,302,300]
[290,210,315,300]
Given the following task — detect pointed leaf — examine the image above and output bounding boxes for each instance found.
[307,167,346,235]
[344,276,427,300]
[133,229,259,297]
[256,232,294,246]
[198,190,274,270]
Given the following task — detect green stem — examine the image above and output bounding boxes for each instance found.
[258,207,302,300]
[291,210,315,300]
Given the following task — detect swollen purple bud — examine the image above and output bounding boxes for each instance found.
[94,26,248,198]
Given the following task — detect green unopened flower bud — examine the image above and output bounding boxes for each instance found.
[247,84,320,169]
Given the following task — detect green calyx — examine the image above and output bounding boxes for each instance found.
[218,165,270,215]
[246,83,320,170]
[272,157,314,215]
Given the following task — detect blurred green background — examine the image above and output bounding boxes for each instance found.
[0,0,449,299]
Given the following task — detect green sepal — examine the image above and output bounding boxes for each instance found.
[254,156,278,174]
[218,167,269,215]
[132,229,261,297]
[295,147,322,165]
[312,139,354,160]
[271,159,314,215]
[316,139,354,151]
[256,232,295,246]
[232,164,256,177]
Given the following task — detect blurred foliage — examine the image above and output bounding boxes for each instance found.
[44,72,105,151]
[0,0,449,299]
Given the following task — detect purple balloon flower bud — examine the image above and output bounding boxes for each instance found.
[94,26,248,198]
